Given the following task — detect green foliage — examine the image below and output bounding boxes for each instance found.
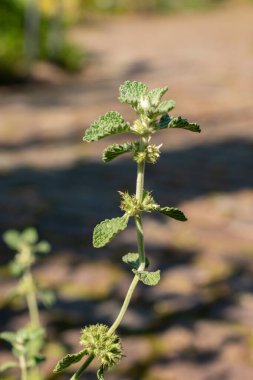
[57,80,200,379]
[159,114,201,132]
[157,206,187,221]
[103,143,136,162]
[119,80,148,109]
[53,349,87,373]
[3,227,51,275]
[0,326,45,372]
[122,253,149,270]
[93,215,129,248]
[0,0,84,84]
[84,0,226,14]
[133,269,161,286]
[84,111,131,142]
[0,361,18,372]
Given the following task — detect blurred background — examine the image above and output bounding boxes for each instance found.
[1,0,253,379]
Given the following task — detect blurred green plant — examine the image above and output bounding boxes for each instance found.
[0,327,45,380]
[0,227,53,380]
[83,0,226,13]
[53,80,200,379]
[0,0,84,84]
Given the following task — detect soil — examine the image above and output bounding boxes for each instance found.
[0,4,253,380]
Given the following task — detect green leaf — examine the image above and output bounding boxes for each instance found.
[53,349,87,373]
[0,331,16,344]
[35,241,51,253]
[134,269,160,286]
[159,115,201,132]
[148,86,168,106]
[97,366,105,380]
[157,206,187,221]
[122,253,149,269]
[27,354,45,367]
[103,143,136,162]
[158,114,171,129]
[21,227,38,244]
[119,80,148,108]
[3,230,20,249]
[0,361,18,372]
[93,215,129,248]
[83,111,130,142]
[156,100,176,114]
[38,289,55,307]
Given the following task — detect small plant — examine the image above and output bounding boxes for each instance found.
[54,80,201,379]
[0,227,53,380]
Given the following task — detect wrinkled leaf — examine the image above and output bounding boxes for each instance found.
[3,230,20,250]
[93,215,129,248]
[158,114,171,129]
[83,111,130,142]
[21,228,38,245]
[53,349,87,373]
[119,80,148,108]
[0,361,18,372]
[122,253,149,270]
[159,115,200,132]
[134,269,160,286]
[157,206,187,221]
[156,100,176,114]
[148,86,168,106]
[103,143,136,162]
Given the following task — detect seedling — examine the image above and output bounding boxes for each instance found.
[54,80,201,379]
[1,227,53,379]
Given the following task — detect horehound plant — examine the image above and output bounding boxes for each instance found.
[0,228,53,380]
[54,80,201,379]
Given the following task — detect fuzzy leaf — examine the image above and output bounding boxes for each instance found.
[158,114,171,129]
[21,227,38,244]
[134,270,160,286]
[157,206,187,221]
[122,253,149,269]
[156,100,176,114]
[93,215,129,248]
[0,361,18,372]
[148,86,168,106]
[119,80,148,107]
[103,143,136,162]
[83,111,130,142]
[0,331,16,344]
[35,241,51,253]
[159,115,200,132]
[53,349,87,373]
[3,230,20,249]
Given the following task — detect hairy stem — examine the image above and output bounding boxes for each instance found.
[25,271,40,327]
[70,139,148,379]
[70,354,95,380]
[19,354,28,380]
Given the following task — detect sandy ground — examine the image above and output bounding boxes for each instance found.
[0,4,253,380]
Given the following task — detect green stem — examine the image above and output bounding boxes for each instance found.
[70,138,148,379]
[19,355,28,380]
[25,271,41,327]
[70,354,94,380]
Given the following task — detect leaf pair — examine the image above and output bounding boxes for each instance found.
[122,253,160,286]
